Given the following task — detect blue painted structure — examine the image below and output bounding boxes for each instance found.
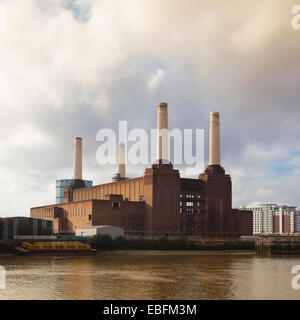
[56,179,92,204]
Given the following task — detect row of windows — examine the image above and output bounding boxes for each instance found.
[64,207,88,217]
[180,194,201,199]
[180,201,203,207]
[32,207,90,219]
[180,208,203,215]
[33,210,53,219]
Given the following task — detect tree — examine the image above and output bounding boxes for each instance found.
[91,234,114,250]
[115,235,127,249]
[158,236,170,249]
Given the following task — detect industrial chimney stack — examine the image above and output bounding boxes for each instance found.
[209,112,220,166]
[157,102,169,163]
[112,142,127,181]
[74,137,82,180]
[117,142,126,179]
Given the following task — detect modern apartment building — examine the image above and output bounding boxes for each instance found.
[273,205,296,234]
[295,211,300,233]
[244,204,297,234]
[244,204,275,234]
[244,205,263,234]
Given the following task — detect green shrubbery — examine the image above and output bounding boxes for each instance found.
[88,235,255,251]
[0,233,255,253]
[90,234,115,250]
[114,235,127,249]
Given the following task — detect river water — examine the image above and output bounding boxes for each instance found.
[0,251,299,300]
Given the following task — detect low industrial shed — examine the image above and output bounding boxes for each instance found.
[1,217,53,240]
[75,225,124,237]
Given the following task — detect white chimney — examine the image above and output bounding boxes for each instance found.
[117,142,125,178]
[74,137,82,180]
[157,102,169,163]
[209,112,220,166]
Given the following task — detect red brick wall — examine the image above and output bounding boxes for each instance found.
[92,199,144,233]
[283,214,291,233]
[273,215,280,233]
[31,201,93,233]
[144,162,181,235]
[180,178,206,235]
[237,209,253,236]
[71,177,144,203]
[199,165,233,235]
[31,198,144,234]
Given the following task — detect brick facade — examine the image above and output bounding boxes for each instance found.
[31,162,253,237]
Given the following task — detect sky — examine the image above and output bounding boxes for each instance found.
[0,0,300,217]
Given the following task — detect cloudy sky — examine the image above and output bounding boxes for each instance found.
[0,0,300,217]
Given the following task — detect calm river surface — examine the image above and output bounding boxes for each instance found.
[0,251,300,300]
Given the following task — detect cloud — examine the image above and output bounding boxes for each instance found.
[289,156,300,167]
[148,68,165,90]
[0,0,300,217]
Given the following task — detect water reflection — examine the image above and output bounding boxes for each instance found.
[0,251,299,300]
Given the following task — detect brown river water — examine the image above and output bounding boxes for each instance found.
[0,250,300,300]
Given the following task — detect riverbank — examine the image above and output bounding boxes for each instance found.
[0,236,256,255]
[0,250,256,257]
[0,241,17,254]
[100,249,256,256]
[89,235,255,251]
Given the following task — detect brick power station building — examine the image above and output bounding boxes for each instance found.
[31,103,252,237]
